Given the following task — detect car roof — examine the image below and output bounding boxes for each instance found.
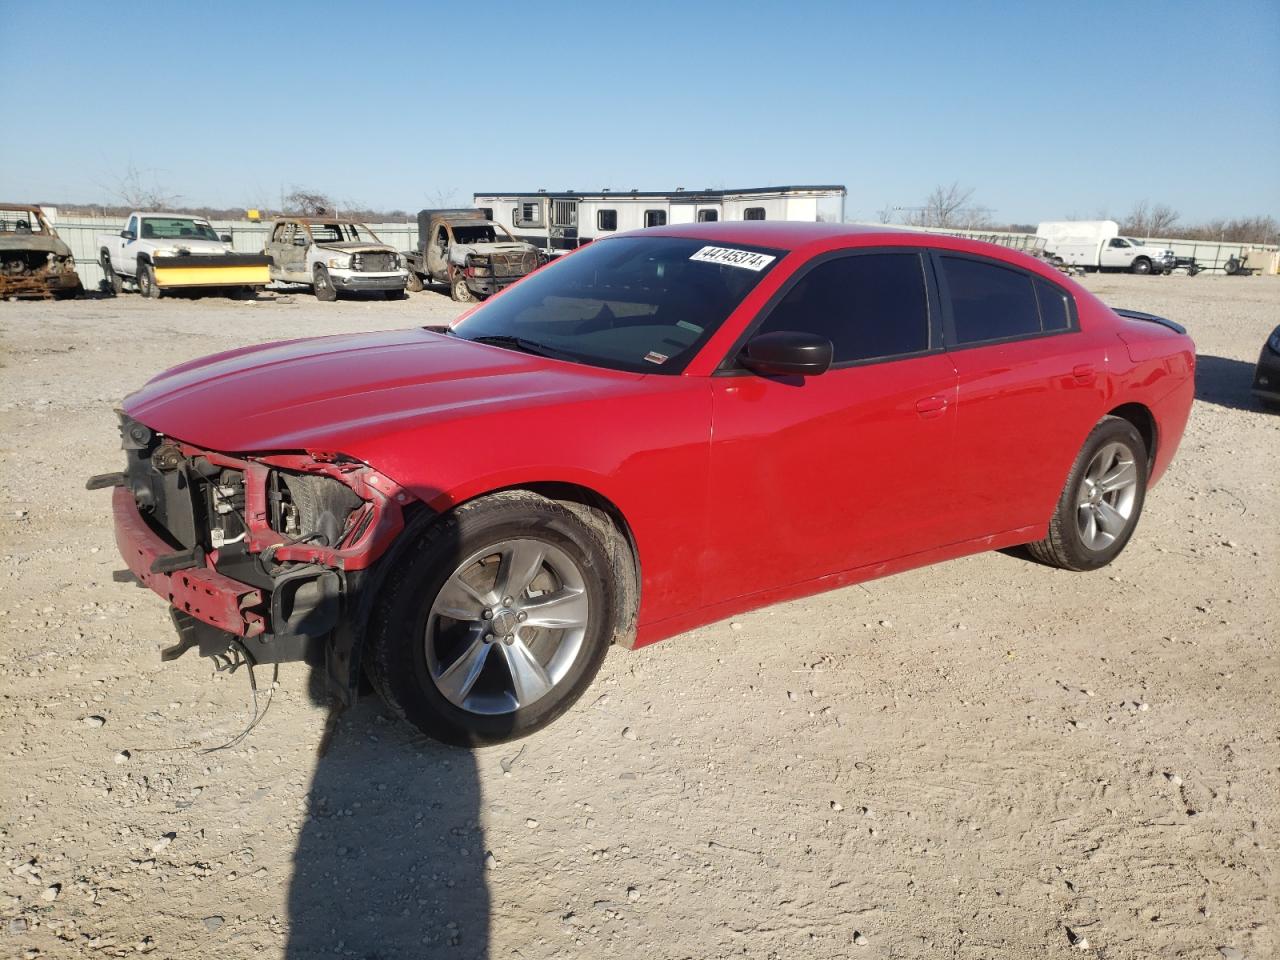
[617,221,1061,275]
[138,212,213,220]
[629,221,930,250]
[274,216,370,225]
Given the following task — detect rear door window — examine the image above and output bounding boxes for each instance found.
[753,252,931,364]
[939,256,1042,345]
[1034,277,1072,332]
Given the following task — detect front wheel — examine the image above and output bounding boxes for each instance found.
[100,252,122,296]
[450,274,474,302]
[1026,416,1148,571]
[313,265,338,301]
[405,270,424,293]
[137,262,160,298]
[1130,257,1152,275]
[366,492,616,746]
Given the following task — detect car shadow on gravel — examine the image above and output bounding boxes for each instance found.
[285,690,490,959]
[1195,354,1261,411]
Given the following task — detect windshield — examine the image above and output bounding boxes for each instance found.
[453,223,513,245]
[140,218,220,242]
[310,222,377,243]
[451,236,784,374]
[0,209,47,234]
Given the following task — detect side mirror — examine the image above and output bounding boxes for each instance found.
[220,233,233,244]
[294,236,308,246]
[739,331,833,377]
[120,230,135,241]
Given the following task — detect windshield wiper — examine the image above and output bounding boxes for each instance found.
[464,334,565,360]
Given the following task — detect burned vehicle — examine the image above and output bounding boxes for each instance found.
[404,209,540,301]
[264,218,408,301]
[0,204,82,299]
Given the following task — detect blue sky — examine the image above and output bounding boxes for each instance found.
[3,0,1277,224]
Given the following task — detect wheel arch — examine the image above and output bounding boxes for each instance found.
[488,481,641,649]
[1105,402,1157,474]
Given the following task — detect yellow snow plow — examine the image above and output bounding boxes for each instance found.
[151,254,272,289]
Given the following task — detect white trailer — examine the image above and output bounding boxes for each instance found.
[1036,220,1177,275]
[474,185,846,255]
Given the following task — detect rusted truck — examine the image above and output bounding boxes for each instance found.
[404,209,540,301]
[0,204,83,299]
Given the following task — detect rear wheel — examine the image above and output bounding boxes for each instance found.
[1027,416,1147,571]
[450,274,473,302]
[137,262,160,298]
[100,252,122,296]
[313,265,338,301]
[366,492,615,746]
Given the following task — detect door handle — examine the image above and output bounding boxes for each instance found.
[915,395,948,419]
[1072,363,1096,384]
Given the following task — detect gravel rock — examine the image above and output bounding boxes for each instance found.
[202,916,225,932]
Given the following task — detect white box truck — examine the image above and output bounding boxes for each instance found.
[1036,220,1177,275]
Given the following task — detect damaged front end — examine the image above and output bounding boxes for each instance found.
[0,210,83,299]
[89,415,416,700]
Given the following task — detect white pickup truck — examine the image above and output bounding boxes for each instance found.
[1036,220,1177,275]
[97,212,271,297]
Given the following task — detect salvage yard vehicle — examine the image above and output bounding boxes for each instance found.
[264,217,409,301]
[403,209,540,302]
[0,203,82,299]
[1037,220,1178,275]
[98,212,271,298]
[1253,324,1280,409]
[90,222,1195,746]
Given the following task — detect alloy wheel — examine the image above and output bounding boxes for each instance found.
[1076,441,1138,550]
[425,538,590,716]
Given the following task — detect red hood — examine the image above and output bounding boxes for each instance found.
[124,328,637,457]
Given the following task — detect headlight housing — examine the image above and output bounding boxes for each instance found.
[466,254,492,277]
[327,255,352,270]
[1267,328,1280,354]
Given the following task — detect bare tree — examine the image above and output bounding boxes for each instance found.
[282,188,337,217]
[905,183,992,229]
[1120,201,1180,238]
[875,205,894,224]
[422,187,464,210]
[112,164,180,209]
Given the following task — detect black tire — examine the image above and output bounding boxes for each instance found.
[1224,257,1240,276]
[405,270,424,293]
[100,252,122,296]
[1130,257,1152,275]
[313,265,338,301]
[450,274,474,302]
[1026,416,1148,572]
[366,491,616,746]
[137,262,160,298]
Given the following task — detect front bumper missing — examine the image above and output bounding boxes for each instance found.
[113,485,268,637]
[105,435,413,666]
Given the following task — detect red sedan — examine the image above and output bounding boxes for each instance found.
[92,223,1195,745]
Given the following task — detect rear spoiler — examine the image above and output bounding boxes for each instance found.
[1113,309,1186,335]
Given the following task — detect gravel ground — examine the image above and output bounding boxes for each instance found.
[0,275,1276,960]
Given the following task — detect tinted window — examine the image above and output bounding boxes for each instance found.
[755,253,930,364]
[454,236,782,375]
[940,256,1041,344]
[1034,277,1072,331]
[644,209,666,227]
[743,207,766,221]
[697,209,718,222]
[597,209,617,231]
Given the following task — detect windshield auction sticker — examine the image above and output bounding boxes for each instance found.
[689,246,776,271]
